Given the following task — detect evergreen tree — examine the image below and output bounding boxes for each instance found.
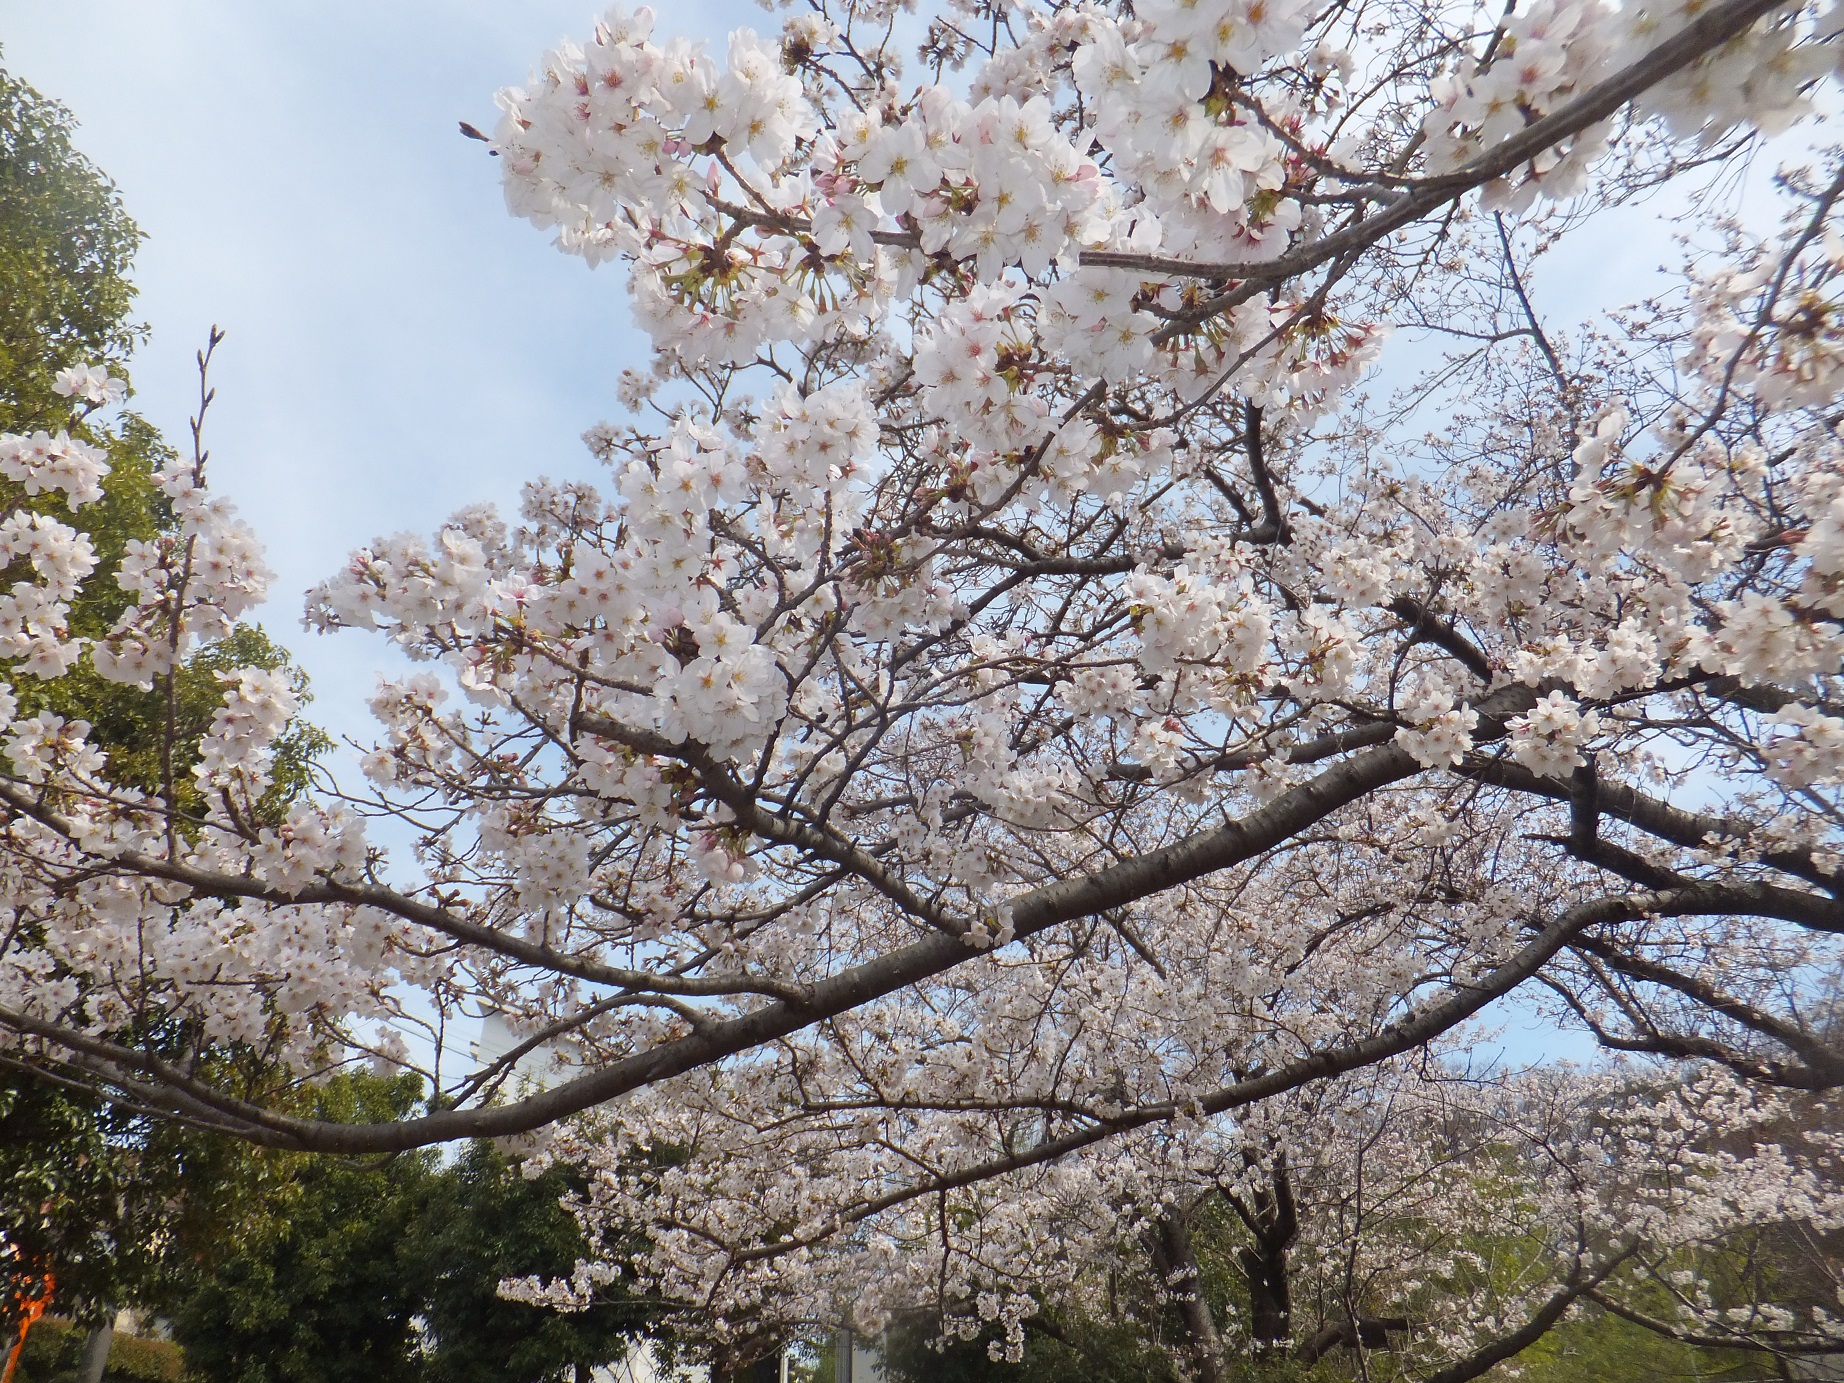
[410,1141,651,1383]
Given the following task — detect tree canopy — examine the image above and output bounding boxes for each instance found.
[13,1075,654,1383]
[0,52,141,437]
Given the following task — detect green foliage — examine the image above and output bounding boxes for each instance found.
[104,1329,184,1383]
[0,55,165,710]
[12,1313,79,1382]
[409,1141,652,1383]
[880,1312,1186,1383]
[780,1334,836,1383]
[0,1080,119,1330]
[15,621,334,823]
[0,1045,351,1338]
[162,1076,437,1383]
[13,1316,184,1383]
[1516,1310,1777,1383]
[0,55,142,435]
[152,1075,655,1383]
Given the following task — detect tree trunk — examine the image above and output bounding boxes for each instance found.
[1225,1155,1300,1361]
[75,1319,114,1383]
[1149,1205,1228,1383]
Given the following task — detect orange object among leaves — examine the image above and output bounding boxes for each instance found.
[1,1271,54,1383]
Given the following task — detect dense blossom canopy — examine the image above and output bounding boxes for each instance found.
[10,0,1844,1370]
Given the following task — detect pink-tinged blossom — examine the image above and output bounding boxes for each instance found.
[52,363,126,407]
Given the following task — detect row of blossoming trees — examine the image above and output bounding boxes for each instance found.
[8,0,1844,1374]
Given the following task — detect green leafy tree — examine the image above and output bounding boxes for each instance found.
[161,1076,439,1383]
[0,56,325,1342]
[0,48,139,435]
[409,1140,654,1383]
[0,53,153,1341]
[161,1089,658,1383]
[0,54,326,808]
[0,1079,118,1341]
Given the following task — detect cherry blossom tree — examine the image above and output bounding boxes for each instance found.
[9,0,1844,1372]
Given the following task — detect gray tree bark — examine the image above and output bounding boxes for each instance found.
[75,1319,113,1383]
